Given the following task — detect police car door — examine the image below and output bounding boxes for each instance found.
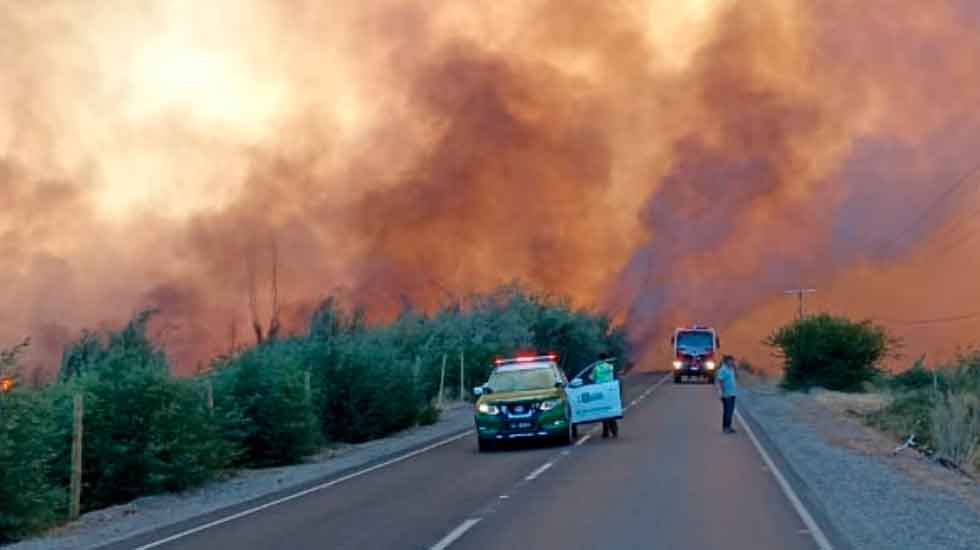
[566,364,623,424]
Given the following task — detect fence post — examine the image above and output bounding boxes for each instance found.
[70,393,84,521]
[304,370,312,403]
[459,349,465,401]
[438,353,447,409]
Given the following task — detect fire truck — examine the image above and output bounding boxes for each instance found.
[670,325,720,384]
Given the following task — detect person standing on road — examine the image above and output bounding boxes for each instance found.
[590,352,619,438]
[716,355,737,434]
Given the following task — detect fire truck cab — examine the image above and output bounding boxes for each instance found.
[670,325,720,384]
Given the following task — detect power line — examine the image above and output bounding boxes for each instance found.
[874,161,980,255]
[874,312,980,326]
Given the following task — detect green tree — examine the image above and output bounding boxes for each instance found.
[215,339,321,467]
[766,314,894,392]
[58,311,234,510]
[0,342,65,542]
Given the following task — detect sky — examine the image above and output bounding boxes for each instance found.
[3,0,980,374]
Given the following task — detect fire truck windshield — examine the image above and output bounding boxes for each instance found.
[676,330,715,352]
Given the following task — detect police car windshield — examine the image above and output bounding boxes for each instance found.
[677,331,714,351]
[487,367,556,392]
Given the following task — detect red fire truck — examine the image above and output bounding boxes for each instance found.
[670,325,720,384]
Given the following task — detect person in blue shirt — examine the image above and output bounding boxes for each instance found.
[715,355,738,434]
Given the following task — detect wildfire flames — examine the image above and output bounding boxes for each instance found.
[3,1,980,374]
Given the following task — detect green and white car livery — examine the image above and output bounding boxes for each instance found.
[472,355,574,452]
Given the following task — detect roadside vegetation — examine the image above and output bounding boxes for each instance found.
[868,354,980,474]
[0,284,627,543]
[765,314,894,392]
[765,314,979,476]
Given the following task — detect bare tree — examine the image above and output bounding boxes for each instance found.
[246,247,265,344]
[267,237,282,341]
[244,236,282,345]
[228,317,238,353]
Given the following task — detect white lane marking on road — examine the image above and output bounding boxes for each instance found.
[430,518,482,550]
[736,410,833,550]
[624,373,671,412]
[426,372,672,549]
[524,461,554,481]
[132,430,474,550]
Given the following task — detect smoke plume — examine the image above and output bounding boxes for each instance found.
[3,0,980,373]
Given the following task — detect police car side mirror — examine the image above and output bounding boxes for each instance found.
[569,378,584,388]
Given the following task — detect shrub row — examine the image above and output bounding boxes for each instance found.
[0,284,627,541]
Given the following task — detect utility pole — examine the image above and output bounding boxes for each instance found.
[784,288,817,320]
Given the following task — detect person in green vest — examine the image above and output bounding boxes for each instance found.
[589,352,619,438]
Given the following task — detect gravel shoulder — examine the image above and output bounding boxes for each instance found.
[740,381,980,550]
[4,404,474,550]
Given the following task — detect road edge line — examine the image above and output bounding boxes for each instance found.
[130,430,473,550]
[736,409,834,550]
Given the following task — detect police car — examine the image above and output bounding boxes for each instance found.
[472,355,573,451]
[472,355,624,452]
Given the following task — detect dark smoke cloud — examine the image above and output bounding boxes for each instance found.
[3,0,980,373]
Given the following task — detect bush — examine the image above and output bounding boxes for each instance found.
[868,389,934,446]
[314,333,420,443]
[60,312,235,510]
[766,314,893,392]
[417,404,440,426]
[0,388,65,542]
[889,358,937,391]
[214,340,321,467]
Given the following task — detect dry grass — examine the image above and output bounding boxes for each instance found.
[931,392,980,473]
[812,389,892,417]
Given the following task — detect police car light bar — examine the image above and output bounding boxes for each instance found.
[494,354,558,366]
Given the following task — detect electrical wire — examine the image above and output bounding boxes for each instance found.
[873,161,980,255]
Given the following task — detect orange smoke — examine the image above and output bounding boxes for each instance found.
[2,1,980,374]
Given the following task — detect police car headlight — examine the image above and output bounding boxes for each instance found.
[538,399,561,411]
[705,361,716,370]
[478,403,500,415]
[673,361,683,370]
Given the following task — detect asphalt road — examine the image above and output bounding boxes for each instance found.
[105,372,822,550]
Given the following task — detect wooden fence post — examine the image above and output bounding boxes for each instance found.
[305,370,312,403]
[459,349,465,401]
[438,353,447,409]
[70,393,84,521]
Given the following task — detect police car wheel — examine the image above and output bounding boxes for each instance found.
[558,423,574,446]
[478,438,494,453]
